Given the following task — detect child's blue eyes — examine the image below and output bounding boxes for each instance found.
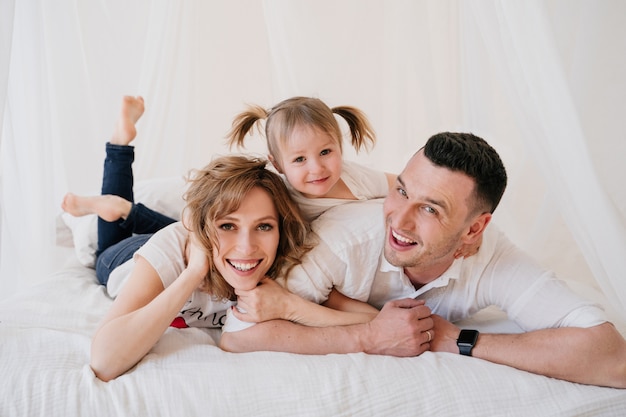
[292,149,332,163]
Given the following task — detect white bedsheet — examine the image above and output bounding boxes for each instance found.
[1,261,626,417]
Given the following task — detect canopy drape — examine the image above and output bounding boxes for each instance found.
[1,0,624,319]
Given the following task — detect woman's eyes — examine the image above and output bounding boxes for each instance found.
[257,223,274,232]
[217,223,275,231]
[218,223,235,231]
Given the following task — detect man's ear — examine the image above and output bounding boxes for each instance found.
[463,212,491,244]
[268,154,283,174]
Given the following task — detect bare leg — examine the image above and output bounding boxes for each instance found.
[62,193,132,222]
[110,95,145,146]
[61,96,144,222]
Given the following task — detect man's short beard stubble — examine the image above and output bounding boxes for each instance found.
[383,228,463,271]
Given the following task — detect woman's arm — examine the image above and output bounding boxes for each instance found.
[90,244,208,381]
[221,298,432,355]
[233,279,377,327]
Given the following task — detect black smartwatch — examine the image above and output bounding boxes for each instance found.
[457,329,479,356]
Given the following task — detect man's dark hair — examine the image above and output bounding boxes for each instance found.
[423,132,507,214]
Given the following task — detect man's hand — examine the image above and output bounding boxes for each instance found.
[363,298,434,357]
[428,314,461,353]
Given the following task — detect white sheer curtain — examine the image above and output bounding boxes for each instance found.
[1,1,624,318]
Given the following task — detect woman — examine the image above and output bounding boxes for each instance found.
[85,154,311,380]
[81,151,380,381]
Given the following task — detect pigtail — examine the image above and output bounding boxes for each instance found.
[226,104,268,149]
[332,106,376,153]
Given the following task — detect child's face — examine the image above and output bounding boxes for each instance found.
[273,124,343,199]
[212,187,280,291]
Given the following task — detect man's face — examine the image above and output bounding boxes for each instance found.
[382,150,477,286]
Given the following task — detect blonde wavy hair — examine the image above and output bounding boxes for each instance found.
[182,155,312,301]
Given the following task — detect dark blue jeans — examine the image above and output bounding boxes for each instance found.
[95,143,176,285]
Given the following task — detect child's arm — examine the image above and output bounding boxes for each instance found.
[232,278,377,327]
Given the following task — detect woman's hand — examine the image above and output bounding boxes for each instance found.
[232,281,379,328]
[185,232,210,282]
[233,278,294,323]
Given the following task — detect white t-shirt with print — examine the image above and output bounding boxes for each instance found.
[108,222,235,329]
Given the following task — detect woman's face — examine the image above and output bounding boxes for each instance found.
[212,186,280,291]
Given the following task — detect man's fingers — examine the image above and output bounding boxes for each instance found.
[388,298,425,308]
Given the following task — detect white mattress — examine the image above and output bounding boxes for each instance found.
[1,260,625,416]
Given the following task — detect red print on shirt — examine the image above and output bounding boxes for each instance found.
[170,317,188,328]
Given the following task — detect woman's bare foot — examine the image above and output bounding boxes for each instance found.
[110,96,145,146]
[62,193,133,222]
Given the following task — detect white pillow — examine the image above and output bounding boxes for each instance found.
[58,176,187,267]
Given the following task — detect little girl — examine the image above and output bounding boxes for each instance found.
[227,96,396,222]
[85,151,317,381]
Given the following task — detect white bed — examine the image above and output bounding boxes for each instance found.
[2,178,626,417]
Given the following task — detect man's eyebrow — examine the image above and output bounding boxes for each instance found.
[398,174,449,214]
[426,197,448,214]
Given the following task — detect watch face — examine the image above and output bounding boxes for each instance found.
[458,330,479,345]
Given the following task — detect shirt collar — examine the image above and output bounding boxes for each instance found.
[380,255,464,298]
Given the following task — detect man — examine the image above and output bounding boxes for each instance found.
[221,132,626,389]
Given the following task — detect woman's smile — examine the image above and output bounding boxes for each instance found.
[213,187,280,290]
